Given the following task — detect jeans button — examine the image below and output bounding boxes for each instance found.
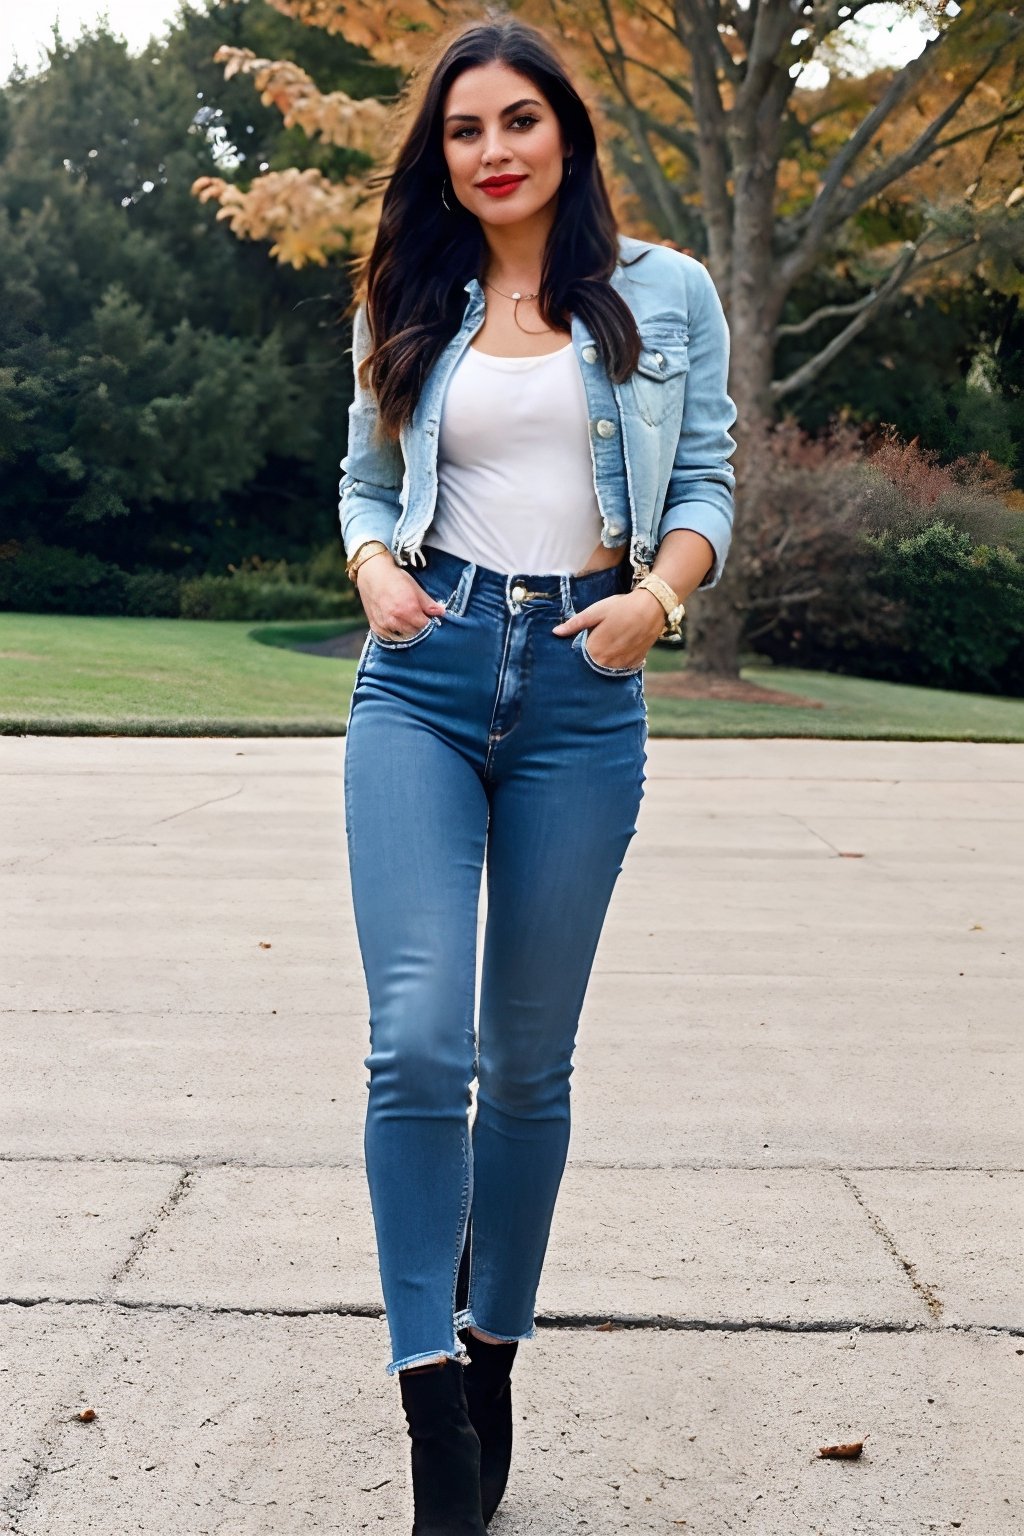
[511,584,528,602]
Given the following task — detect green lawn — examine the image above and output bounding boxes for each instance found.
[2,613,1023,739]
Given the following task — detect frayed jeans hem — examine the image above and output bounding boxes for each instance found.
[453,1308,537,1343]
[386,1344,470,1378]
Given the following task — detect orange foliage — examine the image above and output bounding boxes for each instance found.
[193,167,380,267]
[264,0,468,70]
[213,46,390,150]
[195,0,1023,277]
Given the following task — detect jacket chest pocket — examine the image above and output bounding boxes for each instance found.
[629,322,690,426]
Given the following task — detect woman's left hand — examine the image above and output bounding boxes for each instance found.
[552,589,666,671]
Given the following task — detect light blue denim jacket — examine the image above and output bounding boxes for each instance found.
[338,234,737,586]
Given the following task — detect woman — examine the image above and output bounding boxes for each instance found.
[339,16,737,1533]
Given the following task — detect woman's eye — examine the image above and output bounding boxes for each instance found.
[450,116,539,140]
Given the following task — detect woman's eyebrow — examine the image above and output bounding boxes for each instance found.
[444,98,543,124]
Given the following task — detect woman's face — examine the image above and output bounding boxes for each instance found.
[442,61,570,230]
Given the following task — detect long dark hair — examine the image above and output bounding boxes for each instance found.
[355,17,644,439]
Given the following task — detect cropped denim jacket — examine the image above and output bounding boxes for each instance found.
[338,234,738,587]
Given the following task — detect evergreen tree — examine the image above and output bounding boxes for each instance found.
[0,1,385,585]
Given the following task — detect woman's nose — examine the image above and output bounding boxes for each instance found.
[480,135,512,165]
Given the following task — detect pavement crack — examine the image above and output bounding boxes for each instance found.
[2,1296,1017,1336]
[3,785,245,874]
[782,812,849,858]
[840,1171,944,1319]
[106,1166,194,1290]
[99,782,245,841]
[1,1153,1022,1173]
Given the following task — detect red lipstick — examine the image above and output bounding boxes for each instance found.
[477,174,527,198]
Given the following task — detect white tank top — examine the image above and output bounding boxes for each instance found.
[425,340,603,575]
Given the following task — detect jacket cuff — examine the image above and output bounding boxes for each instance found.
[657,498,733,590]
[338,489,401,561]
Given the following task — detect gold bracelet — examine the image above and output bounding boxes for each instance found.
[634,572,686,638]
[352,548,392,586]
[346,539,391,584]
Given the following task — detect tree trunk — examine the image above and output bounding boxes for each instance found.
[684,548,747,677]
[684,378,775,679]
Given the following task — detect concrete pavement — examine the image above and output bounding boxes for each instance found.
[1,736,1022,1534]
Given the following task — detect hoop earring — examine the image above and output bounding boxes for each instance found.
[441,178,453,213]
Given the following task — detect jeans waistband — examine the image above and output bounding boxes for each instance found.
[417,543,631,617]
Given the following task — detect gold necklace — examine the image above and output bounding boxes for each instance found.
[484,279,538,302]
[483,279,551,335]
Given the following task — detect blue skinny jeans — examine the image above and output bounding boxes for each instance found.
[343,545,648,1375]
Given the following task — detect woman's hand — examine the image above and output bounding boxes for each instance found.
[552,589,666,670]
[357,556,447,642]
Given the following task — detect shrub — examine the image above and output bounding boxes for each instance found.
[306,540,350,591]
[123,570,181,617]
[0,541,128,614]
[736,416,903,665]
[745,420,1024,695]
[297,541,362,616]
[0,539,361,620]
[861,426,1023,552]
[178,572,350,620]
[176,545,362,620]
[869,522,1024,694]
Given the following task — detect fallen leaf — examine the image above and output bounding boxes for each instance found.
[818,1436,867,1459]
[594,1320,617,1332]
[838,851,864,859]
[258,941,272,949]
[76,1408,97,1423]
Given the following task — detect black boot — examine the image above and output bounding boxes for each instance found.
[458,1329,519,1526]
[398,1359,486,1535]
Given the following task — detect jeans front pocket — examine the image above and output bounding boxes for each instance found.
[573,628,645,678]
[369,615,441,651]
[367,559,473,651]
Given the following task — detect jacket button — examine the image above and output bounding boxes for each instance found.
[595,419,617,438]
[654,352,664,366]
[581,345,598,364]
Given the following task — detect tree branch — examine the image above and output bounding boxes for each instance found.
[774,8,1015,293]
[616,51,695,110]
[775,290,882,339]
[770,230,981,401]
[819,50,1017,233]
[591,3,689,242]
[727,0,758,53]
[907,234,981,271]
[675,0,742,87]
[931,98,1024,154]
[631,0,686,49]
[605,99,698,165]
[736,0,799,116]
[742,587,825,611]
[672,0,733,261]
[770,239,919,401]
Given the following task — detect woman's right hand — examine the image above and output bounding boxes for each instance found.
[356,555,448,642]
